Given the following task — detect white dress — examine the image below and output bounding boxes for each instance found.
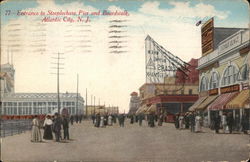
[179,116,184,129]
[195,116,202,132]
[100,116,104,127]
[108,116,112,126]
[31,118,42,142]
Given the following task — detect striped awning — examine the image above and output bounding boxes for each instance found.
[196,95,218,110]
[188,96,207,111]
[226,90,249,109]
[146,104,157,113]
[136,105,148,114]
[208,92,238,110]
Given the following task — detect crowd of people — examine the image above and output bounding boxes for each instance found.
[31,113,83,143]
[30,111,248,142]
[91,113,125,127]
[174,111,249,134]
[90,112,165,128]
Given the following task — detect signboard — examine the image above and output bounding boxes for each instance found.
[219,31,241,55]
[201,18,214,56]
[208,88,218,95]
[220,84,239,94]
[145,36,176,83]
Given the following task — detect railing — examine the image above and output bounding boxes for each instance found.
[0,119,32,137]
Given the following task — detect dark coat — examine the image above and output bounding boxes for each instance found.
[62,118,69,129]
[53,117,62,132]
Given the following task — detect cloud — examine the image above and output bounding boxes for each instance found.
[139,1,230,20]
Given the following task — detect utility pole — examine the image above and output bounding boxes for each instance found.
[76,74,79,115]
[51,52,64,114]
[94,96,95,114]
[85,88,88,117]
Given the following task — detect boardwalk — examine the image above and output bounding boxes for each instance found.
[1,120,249,162]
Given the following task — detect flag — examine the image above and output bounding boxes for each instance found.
[196,20,202,26]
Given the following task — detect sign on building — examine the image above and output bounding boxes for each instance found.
[201,18,214,56]
[145,36,177,83]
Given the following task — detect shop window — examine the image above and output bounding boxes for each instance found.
[200,76,208,91]
[210,72,219,89]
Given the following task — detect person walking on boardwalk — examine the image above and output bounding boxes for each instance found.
[148,112,155,127]
[179,113,184,129]
[70,115,74,125]
[221,113,227,133]
[214,113,221,134]
[227,112,234,134]
[119,114,125,127]
[195,113,202,132]
[158,114,163,126]
[241,112,248,134]
[108,114,113,126]
[31,115,42,142]
[43,115,53,140]
[184,113,190,129]
[75,114,79,123]
[100,115,105,128]
[189,112,195,132]
[95,113,101,127]
[91,114,96,124]
[53,113,62,142]
[138,113,143,126]
[130,114,134,124]
[62,115,69,140]
[174,113,180,129]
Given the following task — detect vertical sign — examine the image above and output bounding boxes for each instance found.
[201,18,214,56]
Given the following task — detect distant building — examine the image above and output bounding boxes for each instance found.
[85,105,119,115]
[1,93,84,116]
[0,63,85,116]
[137,59,199,122]
[128,92,140,114]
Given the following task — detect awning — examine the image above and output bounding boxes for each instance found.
[146,104,157,113]
[208,92,238,110]
[226,90,249,109]
[136,105,145,114]
[188,96,207,111]
[136,105,150,114]
[196,95,218,110]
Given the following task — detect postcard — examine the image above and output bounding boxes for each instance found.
[0,0,249,162]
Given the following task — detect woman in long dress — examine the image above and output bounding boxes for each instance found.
[31,115,42,142]
[179,114,184,129]
[100,115,105,128]
[43,115,53,140]
[108,115,112,126]
[195,114,202,132]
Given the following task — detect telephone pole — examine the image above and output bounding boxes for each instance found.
[51,52,64,114]
[76,74,79,115]
[85,88,88,117]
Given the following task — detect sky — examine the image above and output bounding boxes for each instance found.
[0,0,249,113]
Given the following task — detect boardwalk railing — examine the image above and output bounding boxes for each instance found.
[0,119,32,137]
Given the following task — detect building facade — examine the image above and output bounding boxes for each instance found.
[191,21,249,126]
[1,93,84,116]
[137,59,199,122]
